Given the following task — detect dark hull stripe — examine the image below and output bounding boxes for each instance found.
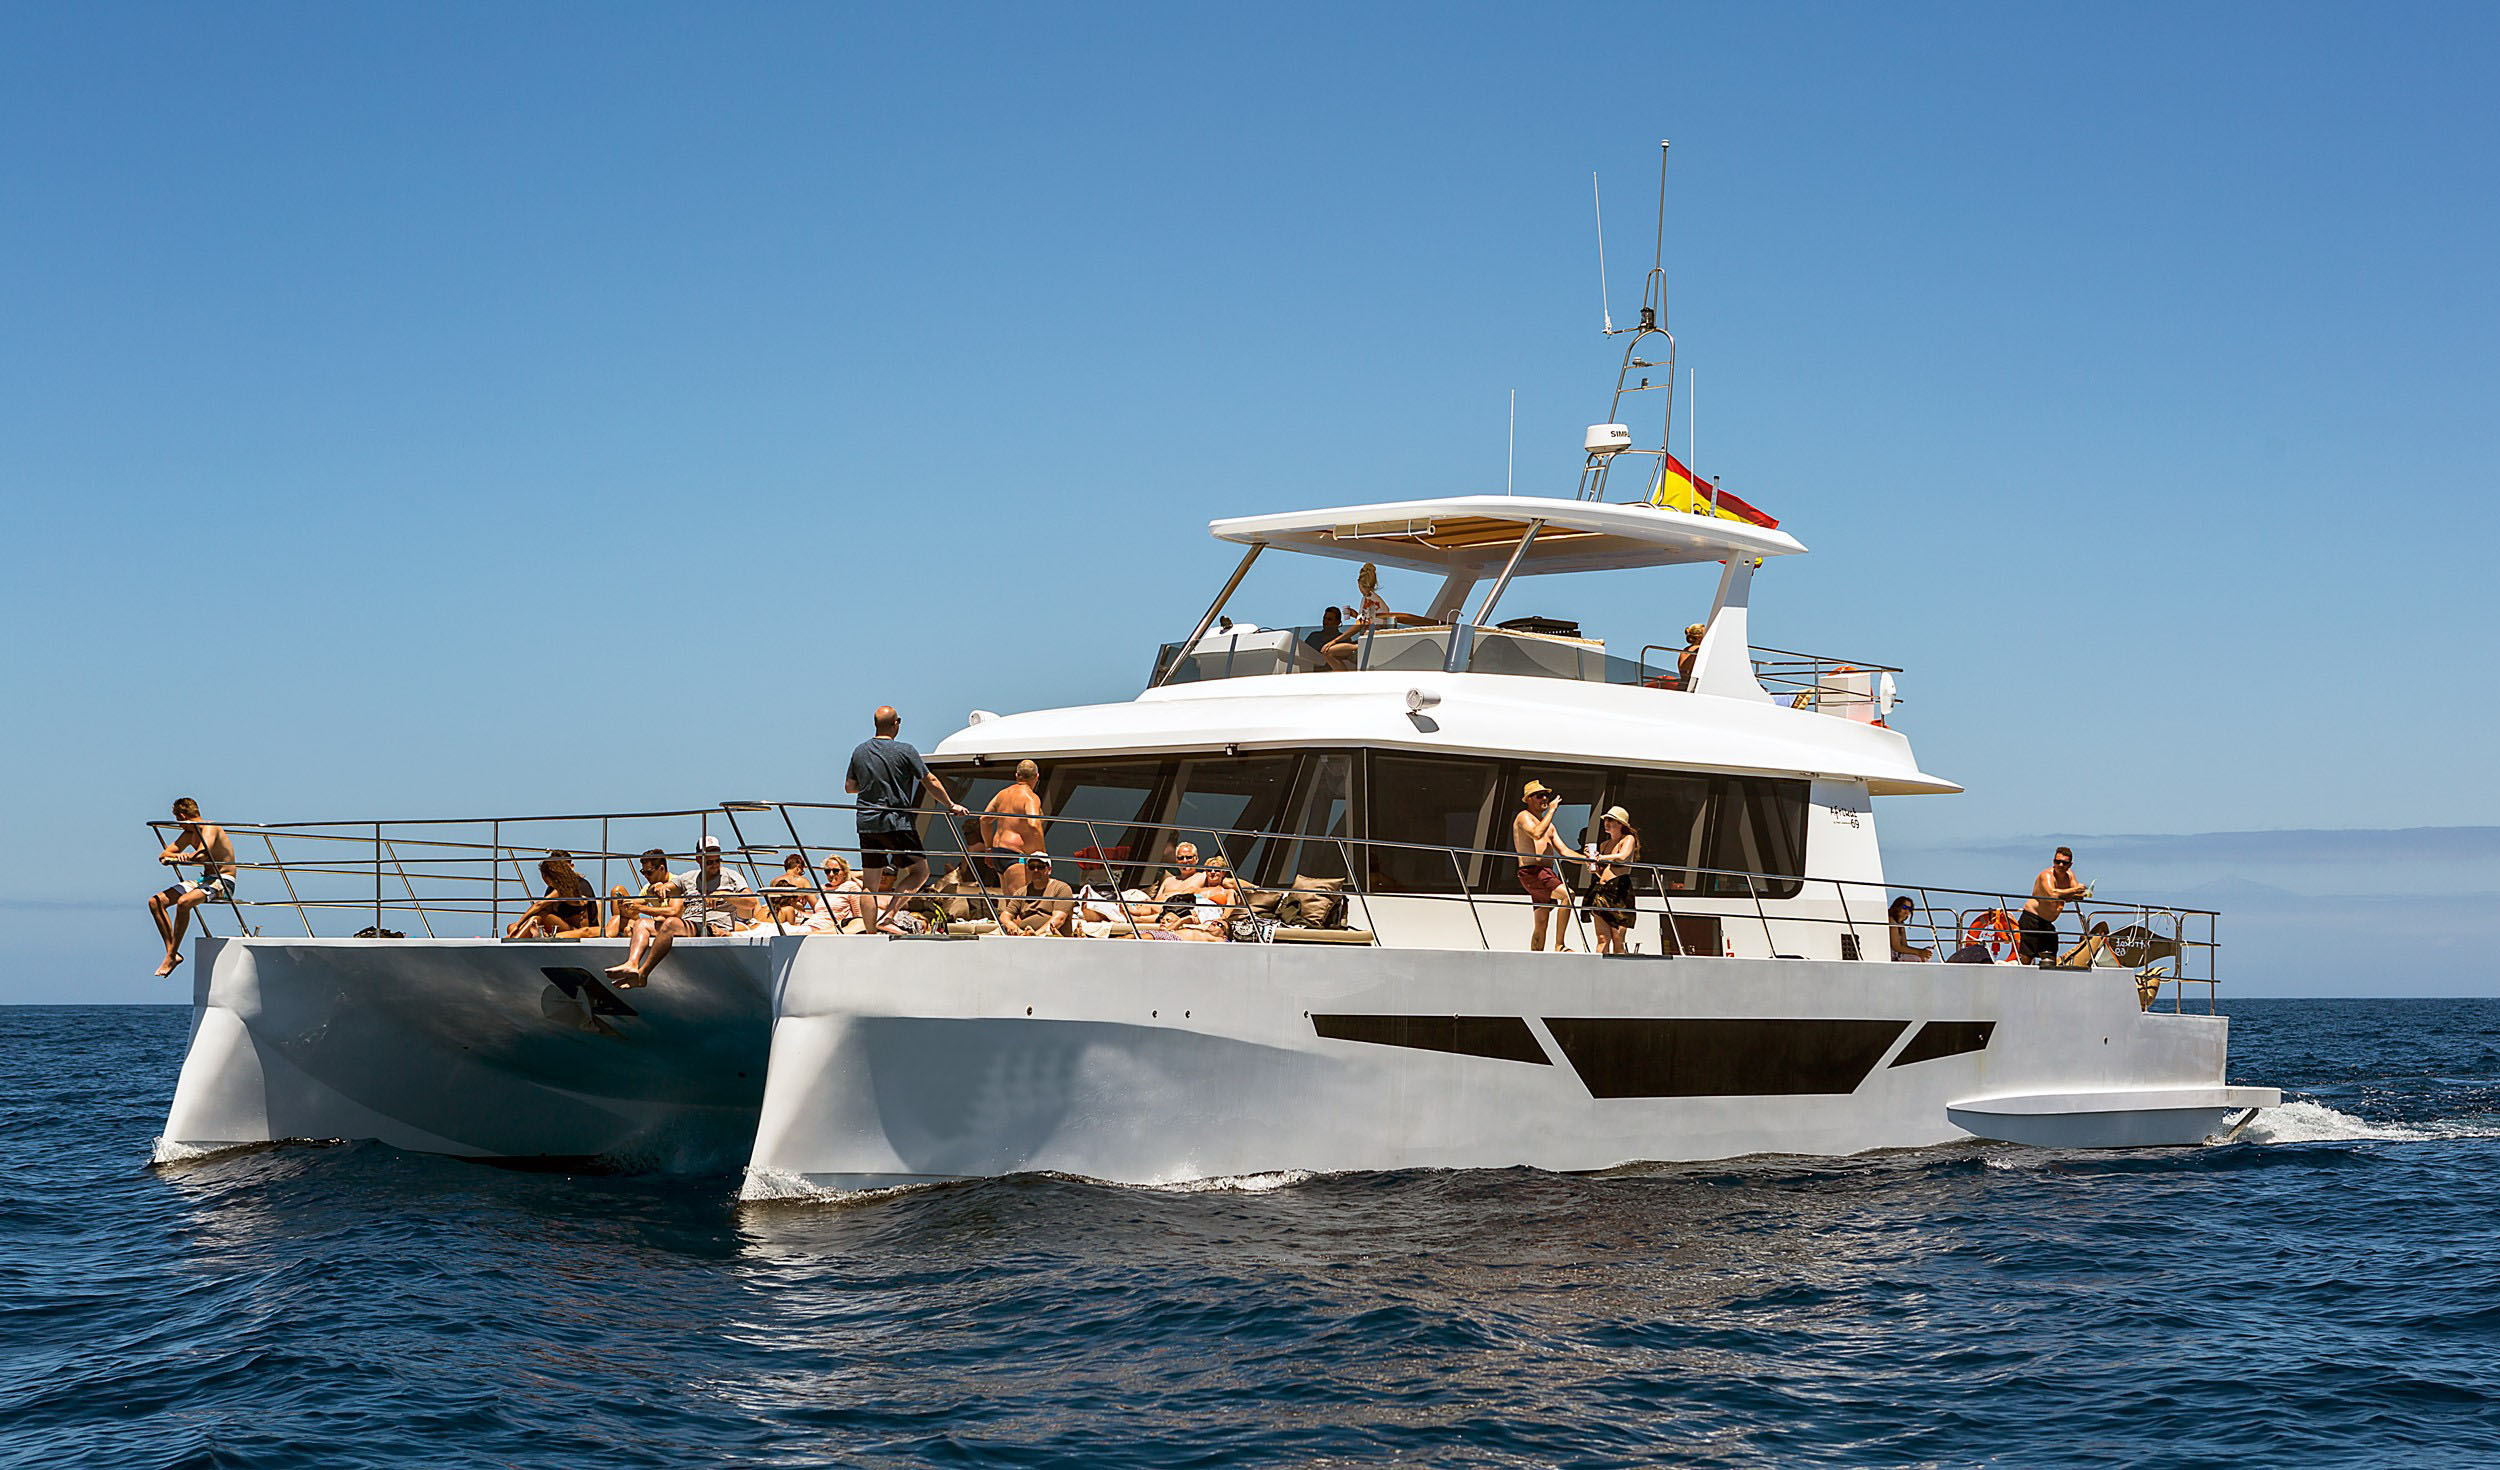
[1542,1018,1909,1098]
[1888,1019,1996,1068]
[1310,1014,1551,1065]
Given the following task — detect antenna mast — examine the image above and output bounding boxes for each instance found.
[1591,173,1614,334]
[1575,141,1683,503]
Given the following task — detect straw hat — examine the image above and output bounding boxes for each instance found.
[1522,780,1554,800]
[1602,806,1636,832]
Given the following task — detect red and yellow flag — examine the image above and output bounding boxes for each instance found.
[1648,451,1778,529]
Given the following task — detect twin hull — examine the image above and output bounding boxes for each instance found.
[161,935,2267,1189]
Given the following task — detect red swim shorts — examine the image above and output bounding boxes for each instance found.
[1516,863,1562,902]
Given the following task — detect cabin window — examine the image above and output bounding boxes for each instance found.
[1607,770,1713,893]
[1365,755,1499,894]
[1167,756,1297,879]
[1041,760,1169,889]
[1704,777,1808,900]
[1271,752,1355,884]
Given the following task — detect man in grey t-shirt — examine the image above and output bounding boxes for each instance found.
[845,705,970,931]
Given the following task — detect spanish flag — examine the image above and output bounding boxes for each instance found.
[1648,451,1778,529]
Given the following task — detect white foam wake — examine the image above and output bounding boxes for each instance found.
[2239,1100,2500,1145]
[149,1136,253,1165]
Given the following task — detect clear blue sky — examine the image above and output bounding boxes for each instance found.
[5,4,2496,1000]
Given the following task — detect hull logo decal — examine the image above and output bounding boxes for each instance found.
[1542,1018,1908,1098]
[1887,1020,1996,1068]
[1309,1014,1552,1066]
[542,966,639,1019]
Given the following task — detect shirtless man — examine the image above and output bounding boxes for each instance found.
[150,797,236,977]
[1510,781,1574,952]
[980,760,1047,899]
[2019,845,2090,964]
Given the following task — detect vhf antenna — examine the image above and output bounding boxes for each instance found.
[1591,172,1614,334]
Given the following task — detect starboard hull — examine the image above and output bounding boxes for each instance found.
[741,935,2275,1198]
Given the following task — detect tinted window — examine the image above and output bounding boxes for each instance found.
[1168,756,1297,879]
[1272,753,1354,885]
[1366,755,1498,894]
[1609,770,1712,893]
[1704,777,1807,899]
[1042,761,1169,889]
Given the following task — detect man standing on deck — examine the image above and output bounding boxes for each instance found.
[1511,781,1575,953]
[2020,845,2091,963]
[149,796,236,977]
[981,760,1047,899]
[845,705,971,932]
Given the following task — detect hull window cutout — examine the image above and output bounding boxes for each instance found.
[1543,1017,1908,1097]
[1311,1014,1551,1066]
[1840,933,1861,961]
[1887,1020,1997,1068]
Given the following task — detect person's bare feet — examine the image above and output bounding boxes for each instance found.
[610,970,648,989]
[155,952,183,978]
[603,963,638,983]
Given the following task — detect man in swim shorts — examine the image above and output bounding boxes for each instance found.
[1511,780,1574,953]
[980,759,1047,897]
[2020,845,2090,963]
[150,796,236,977]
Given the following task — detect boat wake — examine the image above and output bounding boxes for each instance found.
[2240,1099,2500,1146]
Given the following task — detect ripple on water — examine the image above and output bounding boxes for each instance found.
[2,999,2499,1466]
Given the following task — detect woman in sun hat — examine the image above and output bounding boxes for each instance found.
[1584,806,1641,955]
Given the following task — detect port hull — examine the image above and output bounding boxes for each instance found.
[159,936,773,1170]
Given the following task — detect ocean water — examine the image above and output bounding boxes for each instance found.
[3,1001,2498,1467]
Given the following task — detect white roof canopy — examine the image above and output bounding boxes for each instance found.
[1208,494,1806,577]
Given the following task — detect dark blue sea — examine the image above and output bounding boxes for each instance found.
[4,1000,2497,1467]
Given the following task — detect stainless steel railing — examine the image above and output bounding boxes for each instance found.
[150,802,2219,1011]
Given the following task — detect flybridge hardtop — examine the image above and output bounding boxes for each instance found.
[1209,494,1806,577]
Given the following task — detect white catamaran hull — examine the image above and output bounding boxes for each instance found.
[160,936,774,1168]
[743,936,2276,1197]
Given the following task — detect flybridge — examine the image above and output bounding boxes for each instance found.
[1209,494,1804,578]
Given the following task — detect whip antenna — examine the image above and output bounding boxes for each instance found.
[1592,172,1614,334]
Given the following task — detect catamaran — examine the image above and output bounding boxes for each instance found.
[154,153,2276,1185]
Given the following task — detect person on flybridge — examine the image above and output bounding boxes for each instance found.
[846,705,972,933]
[149,797,235,977]
[1321,563,1435,672]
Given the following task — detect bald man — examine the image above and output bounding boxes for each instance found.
[844,705,969,929]
[981,759,1046,898]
